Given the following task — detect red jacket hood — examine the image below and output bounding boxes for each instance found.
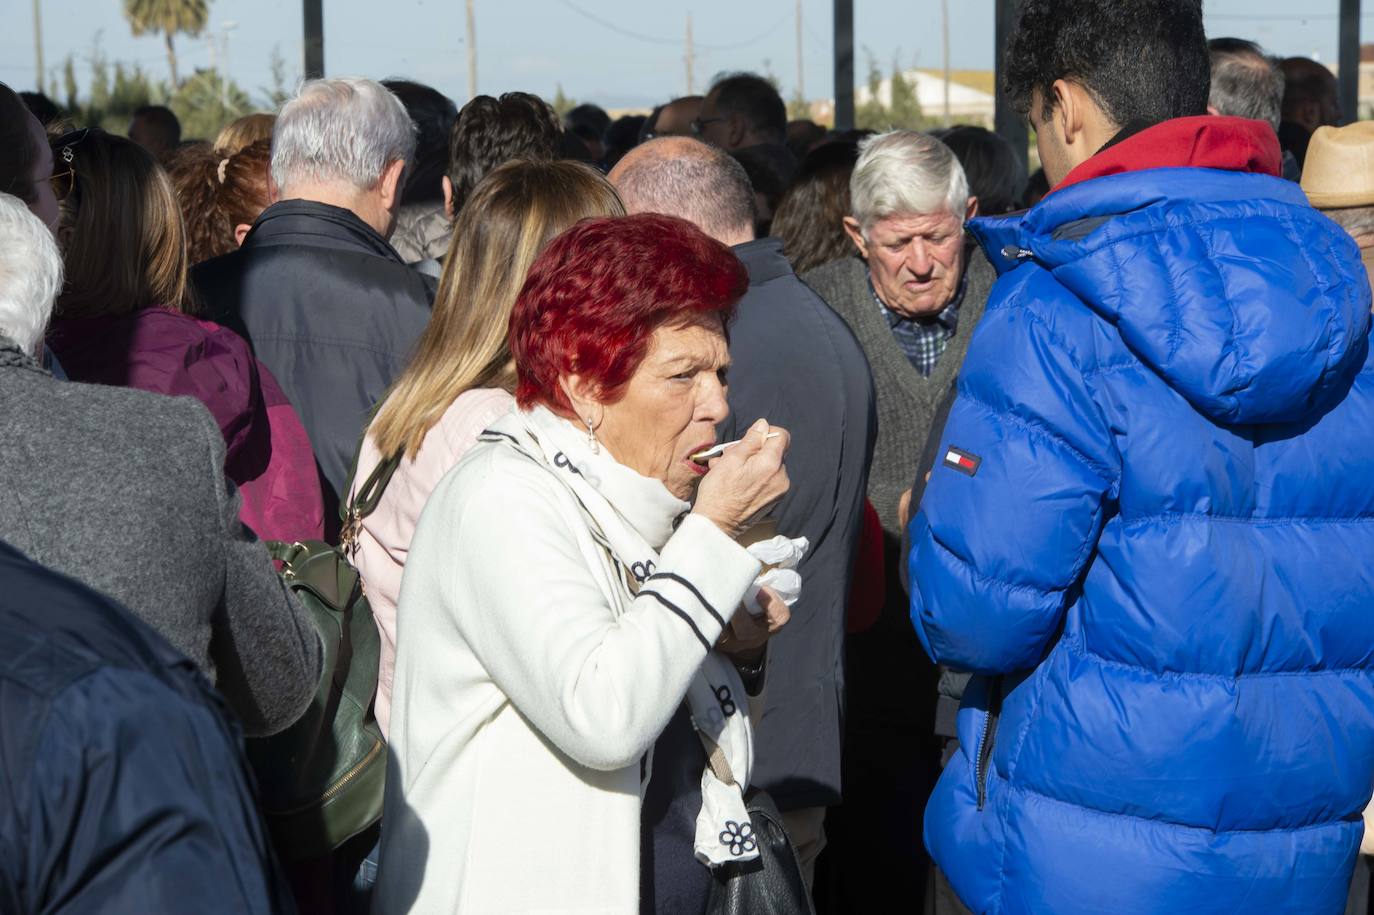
[1052,116,1282,195]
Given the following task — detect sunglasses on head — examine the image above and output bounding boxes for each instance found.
[49,127,92,202]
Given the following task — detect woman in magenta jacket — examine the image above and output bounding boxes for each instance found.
[43,128,322,544]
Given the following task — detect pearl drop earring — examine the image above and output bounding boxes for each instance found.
[585,415,599,454]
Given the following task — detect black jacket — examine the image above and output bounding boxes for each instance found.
[0,540,295,914]
[193,200,435,506]
[721,238,877,809]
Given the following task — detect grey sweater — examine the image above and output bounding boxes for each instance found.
[0,340,321,737]
[802,249,995,541]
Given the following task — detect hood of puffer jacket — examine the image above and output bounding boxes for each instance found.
[972,117,1372,425]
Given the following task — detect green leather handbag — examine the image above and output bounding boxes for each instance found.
[246,452,401,861]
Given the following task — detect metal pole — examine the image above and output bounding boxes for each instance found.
[303,0,324,79]
[466,0,477,101]
[994,0,1028,174]
[32,0,44,94]
[1339,0,1360,124]
[941,0,951,126]
[685,12,695,96]
[834,0,854,130]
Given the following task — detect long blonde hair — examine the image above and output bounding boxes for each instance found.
[369,159,625,459]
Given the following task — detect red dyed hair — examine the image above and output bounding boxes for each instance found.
[510,212,749,413]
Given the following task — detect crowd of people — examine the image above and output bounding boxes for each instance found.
[3,0,1374,912]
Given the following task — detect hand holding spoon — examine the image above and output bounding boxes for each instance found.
[690,432,782,465]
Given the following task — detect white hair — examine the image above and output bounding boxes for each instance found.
[271,77,417,192]
[1324,205,1374,240]
[0,194,62,356]
[850,129,970,233]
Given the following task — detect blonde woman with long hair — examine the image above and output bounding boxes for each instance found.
[350,158,625,737]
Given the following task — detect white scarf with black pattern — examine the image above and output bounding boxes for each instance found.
[493,406,759,869]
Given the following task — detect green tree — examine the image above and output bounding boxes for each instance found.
[787,89,810,122]
[886,55,926,129]
[87,45,112,117]
[261,44,292,110]
[122,0,210,87]
[170,67,253,139]
[855,50,888,131]
[855,49,934,132]
[62,56,80,113]
[111,62,158,113]
[551,84,577,118]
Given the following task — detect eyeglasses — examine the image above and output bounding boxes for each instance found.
[49,127,91,202]
[690,116,725,137]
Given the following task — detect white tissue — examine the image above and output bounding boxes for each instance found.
[743,535,809,616]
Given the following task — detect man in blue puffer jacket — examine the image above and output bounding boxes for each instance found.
[908,2,1374,913]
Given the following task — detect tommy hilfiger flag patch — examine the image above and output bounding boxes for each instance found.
[943,446,981,477]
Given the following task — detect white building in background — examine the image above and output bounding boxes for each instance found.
[854,69,996,124]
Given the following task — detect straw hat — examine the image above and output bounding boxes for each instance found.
[1301,122,1374,208]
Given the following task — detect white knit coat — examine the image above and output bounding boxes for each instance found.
[372,409,762,914]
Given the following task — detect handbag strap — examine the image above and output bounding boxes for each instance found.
[698,732,738,788]
[339,445,403,555]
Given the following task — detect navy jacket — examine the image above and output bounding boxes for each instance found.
[721,237,876,808]
[193,200,434,505]
[0,540,294,914]
[909,118,1374,913]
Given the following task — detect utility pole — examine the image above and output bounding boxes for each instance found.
[465,0,477,100]
[303,0,324,79]
[941,0,951,125]
[685,12,695,96]
[795,0,804,105]
[32,0,44,94]
[222,22,237,111]
[834,0,854,130]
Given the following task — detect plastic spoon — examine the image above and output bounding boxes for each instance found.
[690,432,782,465]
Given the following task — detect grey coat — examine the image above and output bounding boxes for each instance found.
[0,340,321,737]
[802,249,994,542]
[721,238,876,810]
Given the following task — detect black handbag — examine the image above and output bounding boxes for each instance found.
[699,735,817,915]
[245,451,401,861]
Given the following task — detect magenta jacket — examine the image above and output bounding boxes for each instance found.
[47,307,324,544]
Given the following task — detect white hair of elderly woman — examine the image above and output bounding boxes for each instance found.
[271,77,418,193]
[0,193,62,356]
[850,129,970,234]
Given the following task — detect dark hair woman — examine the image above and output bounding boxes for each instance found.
[43,128,323,545]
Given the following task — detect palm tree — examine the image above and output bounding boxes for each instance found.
[122,0,210,87]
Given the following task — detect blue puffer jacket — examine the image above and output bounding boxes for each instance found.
[909,118,1374,915]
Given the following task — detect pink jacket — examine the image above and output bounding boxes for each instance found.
[350,387,515,738]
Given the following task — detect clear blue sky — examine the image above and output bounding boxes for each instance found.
[0,0,1366,111]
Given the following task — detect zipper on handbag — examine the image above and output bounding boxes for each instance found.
[975,677,1004,811]
[321,739,384,804]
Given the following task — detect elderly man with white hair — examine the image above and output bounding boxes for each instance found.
[194,77,435,515]
[805,130,992,542]
[802,128,995,909]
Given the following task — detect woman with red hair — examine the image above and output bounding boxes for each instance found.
[374,213,793,914]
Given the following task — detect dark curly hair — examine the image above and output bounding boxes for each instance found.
[446,92,562,216]
[1004,0,1209,127]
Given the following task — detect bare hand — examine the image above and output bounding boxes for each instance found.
[718,586,790,664]
[692,419,790,539]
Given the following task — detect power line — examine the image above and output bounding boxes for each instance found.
[1207,11,1374,19]
[555,0,680,46]
[555,0,788,52]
